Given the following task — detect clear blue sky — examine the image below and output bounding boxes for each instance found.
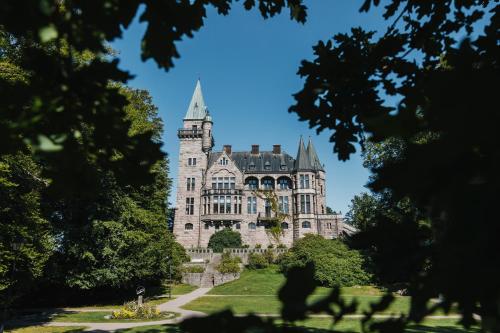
[111,1,391,214]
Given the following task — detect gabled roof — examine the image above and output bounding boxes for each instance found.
[294,136,314,171]
[208,151,295,173]
[184,79,208,120]
[307,137,324,171]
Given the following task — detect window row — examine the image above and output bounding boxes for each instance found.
[244,177,292,190]
[203,195,243,215]
[184,221,312,230]
[211,177,236,189]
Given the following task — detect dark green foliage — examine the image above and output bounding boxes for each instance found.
[208,229,242,253]
[216,253,241,274]
[279,234,371,288]
[247,253,269,270]
[0,151,53,309]
[345,192,381,231]
[289,0,499,331]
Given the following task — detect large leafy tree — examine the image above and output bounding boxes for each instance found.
[0,152,53,327]
[289,1,499,331]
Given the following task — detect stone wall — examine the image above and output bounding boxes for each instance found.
[213,272,240,286]
[186,248,213,262]
[181,273,203,286]
[223,248,288,265]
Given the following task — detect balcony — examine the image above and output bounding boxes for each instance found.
[203,188,243,195]
[201,213,243,222]
[257,211,277,221]
[177,128,203,138]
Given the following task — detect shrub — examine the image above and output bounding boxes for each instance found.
[208,229,242,253]
[112,301,160,320]
[263,249,275,264]
[267,244,274,249]
[279,234,371,287]
[277,244,287,249]
[216,252,241,274]
[255,244,262,249]
[183,265,205,273]
[247,253,269,269]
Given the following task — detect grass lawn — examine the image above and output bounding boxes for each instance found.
[171,284,198,295]
[183,294,411,315]
[6,326,87,333]
[50,311,177,323]
[208,267,383,297]
[96,319,479,332]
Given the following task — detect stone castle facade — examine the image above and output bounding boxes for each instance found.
[173,80,345,248]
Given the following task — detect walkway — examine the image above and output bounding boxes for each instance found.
[35,287,211,332]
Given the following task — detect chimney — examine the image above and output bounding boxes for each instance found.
[251,145,259,154]
[223,145,232,155]
[272,144,281,154]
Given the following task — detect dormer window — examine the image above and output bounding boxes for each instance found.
[280,164,286,170]
[249,162,255,170]
[264,161,271,171]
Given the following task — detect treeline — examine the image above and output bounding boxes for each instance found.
[0,31,187,308]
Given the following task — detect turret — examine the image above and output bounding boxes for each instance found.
[202,112,213,152]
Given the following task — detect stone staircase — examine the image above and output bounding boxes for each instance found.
[200,253,221,287]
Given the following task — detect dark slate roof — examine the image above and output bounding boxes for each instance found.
[294,137,314,171]
[307,138,324,171]
[208,151,295,173]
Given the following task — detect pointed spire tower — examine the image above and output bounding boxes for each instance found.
[295,136,313,170]
[185,79,208,120]
[306,137,324,171]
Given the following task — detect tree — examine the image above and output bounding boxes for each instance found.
[0,152,53,329]
[279,234,371,288]
[208,229,242,253]
[344,193,380,231]
[289,1,499,331]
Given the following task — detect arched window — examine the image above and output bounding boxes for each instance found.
[245,177,259,190]
[277,177,292,190]
[261,177,275,190]
[281,222,289,229]
[185,223,193,230]
[248,222,256,230]
[301,221,311,229]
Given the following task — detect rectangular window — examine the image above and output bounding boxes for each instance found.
[279,196,289,213]
[223,177,229,189]
[300,175,310,189]
[188,157,197,166]
[300,195,305,213]
[213,196,218,213]
[217,177,223,189]
[230,177,236,189]
[185,197,194,215]
[186,177,195,191]
[212,177,216,189]
[305,195,311,213]
[247,197,257,214]
[203,197,207,214]
[220,196,225,214]
[226,196,231,214]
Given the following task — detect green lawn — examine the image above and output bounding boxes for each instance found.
[183,294,411,315]
[171,284,198,295]
[208,267,383,296]
[6,327,87,333]
[106,319,479,332]
[50,311,177,323]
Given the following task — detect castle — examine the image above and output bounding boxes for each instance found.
[173,80,346,248]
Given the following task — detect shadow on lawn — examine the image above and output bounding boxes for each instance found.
[6,308,79,329]
[405,325,480,333]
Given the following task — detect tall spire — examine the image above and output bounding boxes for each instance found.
[307,137,324,171]
[184,79,208,120]
[294,136,313,171]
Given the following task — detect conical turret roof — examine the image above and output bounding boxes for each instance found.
[184,79,208,120]
[294,136,314,171]
[307,137,324,171]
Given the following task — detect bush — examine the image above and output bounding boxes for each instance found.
[247,253,269,269]
[255,244,262,249]
[279,234,372,287]
[277,244,287,249]
[263,249,275,264]
[208,229,242,253]
[183,265,205,273]
[112,301,160,319]
[216,252,241,274]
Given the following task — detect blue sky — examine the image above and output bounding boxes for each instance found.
[111,1,392,214]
